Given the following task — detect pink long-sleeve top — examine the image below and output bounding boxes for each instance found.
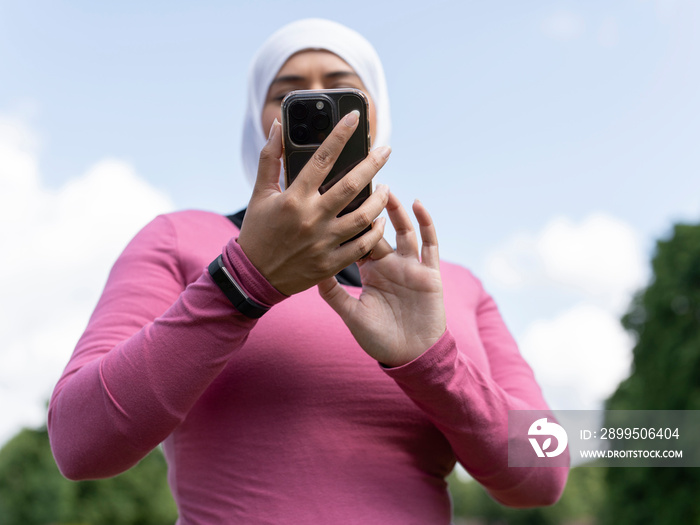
[48,210,568,524]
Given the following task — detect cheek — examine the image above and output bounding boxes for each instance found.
[261,103,282,137]
[367,99,378,146]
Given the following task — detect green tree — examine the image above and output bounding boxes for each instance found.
[602,223,700,525]
[448,463,604,524]
[0,426,177,525]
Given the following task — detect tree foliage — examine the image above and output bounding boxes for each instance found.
[0,426,177,525]
[448,463,604,524]
[602,223,700,524]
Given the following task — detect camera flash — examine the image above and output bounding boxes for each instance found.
[316,101,324,110]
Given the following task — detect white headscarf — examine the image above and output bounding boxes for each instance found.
[241,18,391,187]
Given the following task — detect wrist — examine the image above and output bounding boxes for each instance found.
[380,328,450,369]
[220,240,288,307]
[208,255,271,318]
[235,231,293,296]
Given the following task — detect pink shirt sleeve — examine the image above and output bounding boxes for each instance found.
[48,214,286,480]
[383,281,569,508]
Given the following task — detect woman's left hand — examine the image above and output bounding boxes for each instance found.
[318,192,446,367]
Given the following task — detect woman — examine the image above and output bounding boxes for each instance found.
[49,19,568,524]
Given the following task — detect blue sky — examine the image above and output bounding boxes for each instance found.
[1,0,698,445]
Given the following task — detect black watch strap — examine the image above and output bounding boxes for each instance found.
[208,255,270,319]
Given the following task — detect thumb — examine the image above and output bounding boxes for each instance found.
[255,119,283,193]
[318,277,355,319]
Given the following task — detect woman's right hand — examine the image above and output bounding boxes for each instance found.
[236,111,391,296]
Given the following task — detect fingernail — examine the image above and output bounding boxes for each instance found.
[375,146,392,159]
[343,110,360,127]
[376,183,389,194]
[268,119,279,140]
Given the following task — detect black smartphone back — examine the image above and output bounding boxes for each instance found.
[281,89,371,220]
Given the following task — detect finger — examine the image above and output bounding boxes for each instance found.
[364,237,394,262]
[294,110,361,195]
[413,199,440,269]
[254,119,283,193]
[334,183,390,244]
[317,276,356,320]
[386,192,418,259]
[321,146,391,215]
[332,216,386,267]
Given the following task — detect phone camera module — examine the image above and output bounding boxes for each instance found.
[290,102,308,120]
[291,124,310,143]
[311,112,330,131]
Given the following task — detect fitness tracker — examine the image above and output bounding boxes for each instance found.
[208,255,270,319]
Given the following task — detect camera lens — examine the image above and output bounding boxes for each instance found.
[291,124,310,143]
[290,102,307,120]
[311,112,330,131]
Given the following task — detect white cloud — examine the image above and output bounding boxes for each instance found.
[484,213,648,410]
[520,303,634,410]
[542,11,585,41]
[0,113,174,447]
[485,212,648,313]
[537,214,647,308]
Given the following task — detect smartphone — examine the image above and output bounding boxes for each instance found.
[281,89,372,241]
